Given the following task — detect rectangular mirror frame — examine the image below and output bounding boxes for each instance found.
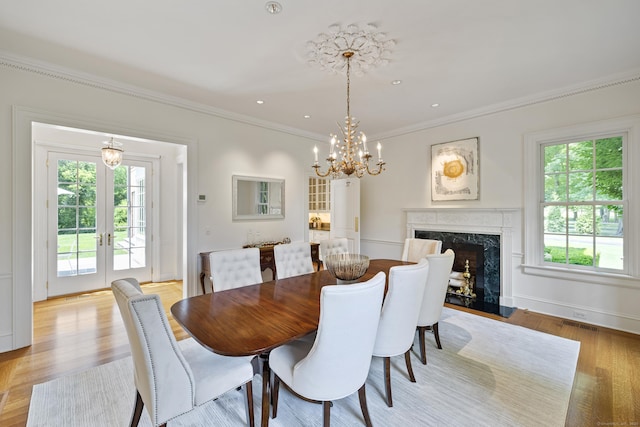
[232,175,285,221]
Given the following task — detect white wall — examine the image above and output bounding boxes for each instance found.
[2,61,639,353]
[360,79,640,334]
[0,64,319,352]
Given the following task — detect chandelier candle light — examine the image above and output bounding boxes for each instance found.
[308,24,393,178]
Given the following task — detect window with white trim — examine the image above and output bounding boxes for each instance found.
[542,136,623,271]
[524,115,640,280]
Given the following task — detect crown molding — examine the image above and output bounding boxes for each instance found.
[3,50,639,143]
[0,50,326,142]
[373,69,640,140]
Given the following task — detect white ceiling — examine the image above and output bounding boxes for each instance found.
[1,0,640,141]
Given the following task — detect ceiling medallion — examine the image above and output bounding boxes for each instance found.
[306,23,395,76]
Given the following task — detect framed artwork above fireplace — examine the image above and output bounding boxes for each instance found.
[431,137,479,201]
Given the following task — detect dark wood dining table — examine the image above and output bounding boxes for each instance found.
[170,259,410,427]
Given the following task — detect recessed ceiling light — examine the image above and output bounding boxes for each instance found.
[256,100,264,105]
[391,80,402,85]
[304,115,311,119]
[431,103,440,108]
[265,1,282,14]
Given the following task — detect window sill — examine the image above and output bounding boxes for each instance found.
[522,264,640,289]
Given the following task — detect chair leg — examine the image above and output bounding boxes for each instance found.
[244,381,254,427]
[323,401,331,427]
[272,374,280,418]
[357,384,373,427]
[404,349,416,383]
[433,322,442,349]
[383,357,393,407]
[417,326,428,365]
[130,391,144,427]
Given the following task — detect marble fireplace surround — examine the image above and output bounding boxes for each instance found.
[404,208,518,307]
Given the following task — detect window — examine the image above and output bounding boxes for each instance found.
[256,181,269,215]
[542,137,623,271]
[524,115,640,282]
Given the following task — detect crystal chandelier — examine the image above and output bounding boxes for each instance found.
[102,137,123,169]
[308,24,394,178]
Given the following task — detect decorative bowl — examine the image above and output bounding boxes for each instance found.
[324,253,370,284]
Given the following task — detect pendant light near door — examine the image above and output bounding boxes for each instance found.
[102,137,123,169]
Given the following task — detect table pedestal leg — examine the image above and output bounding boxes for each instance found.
[261,353,270,427]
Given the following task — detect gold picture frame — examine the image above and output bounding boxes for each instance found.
[431,137,479,201]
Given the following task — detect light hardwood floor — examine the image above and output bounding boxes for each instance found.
[0,281,638,426]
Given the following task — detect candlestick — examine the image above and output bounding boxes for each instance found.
[362,133,368,153]
[377,142,382,161]
[313,145,318,164]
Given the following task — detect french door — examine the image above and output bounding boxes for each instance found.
[47,152,152,296]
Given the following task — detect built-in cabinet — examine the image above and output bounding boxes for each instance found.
[308,177,330,212]
[330,178,360,253]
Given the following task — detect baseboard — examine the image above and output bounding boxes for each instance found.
[153,273,176,283]
[0,332,14,353]
[513,294,640,335]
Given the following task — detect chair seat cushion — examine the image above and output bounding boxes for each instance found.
[269,338,314,392]
[181,340,255,406]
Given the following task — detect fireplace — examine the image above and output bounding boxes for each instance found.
[405,208,518,317]
[414,230,507,314]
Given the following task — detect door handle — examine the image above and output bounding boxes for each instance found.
[108,233,112,246]
[96,233,103,246]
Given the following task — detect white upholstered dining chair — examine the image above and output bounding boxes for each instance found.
[415,249,455,365]
[319,237,350,268]
[111,278,256,427]
[273,241,314,279]
[269,272,386,427]
[372,259,430,407]
[401,238,442,262]
[209,247,263,292]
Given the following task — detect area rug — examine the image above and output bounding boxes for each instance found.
[27,308,580,427]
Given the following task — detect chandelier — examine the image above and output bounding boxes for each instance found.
[102,137,123,169]
[308,24,394,178]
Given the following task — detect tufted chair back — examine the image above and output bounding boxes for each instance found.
[319,237,350,262]
[273,242,314,279]
[289,271,385,401]
[401,238,442,262]
[209,247,263,292]
[112,279,195,426]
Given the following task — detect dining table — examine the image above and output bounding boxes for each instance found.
[170,258,411,427]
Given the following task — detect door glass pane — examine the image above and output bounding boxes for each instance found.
[56,160,98,277]
[113,165,146,271]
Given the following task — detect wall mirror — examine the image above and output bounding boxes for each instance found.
[232,175,285,221]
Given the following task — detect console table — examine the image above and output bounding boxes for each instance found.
[199,243,320,294]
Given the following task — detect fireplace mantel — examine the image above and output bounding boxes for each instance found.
[404,208,519,307]
[404,208,518,236]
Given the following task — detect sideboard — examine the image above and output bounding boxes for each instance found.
[199,242,320,294]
